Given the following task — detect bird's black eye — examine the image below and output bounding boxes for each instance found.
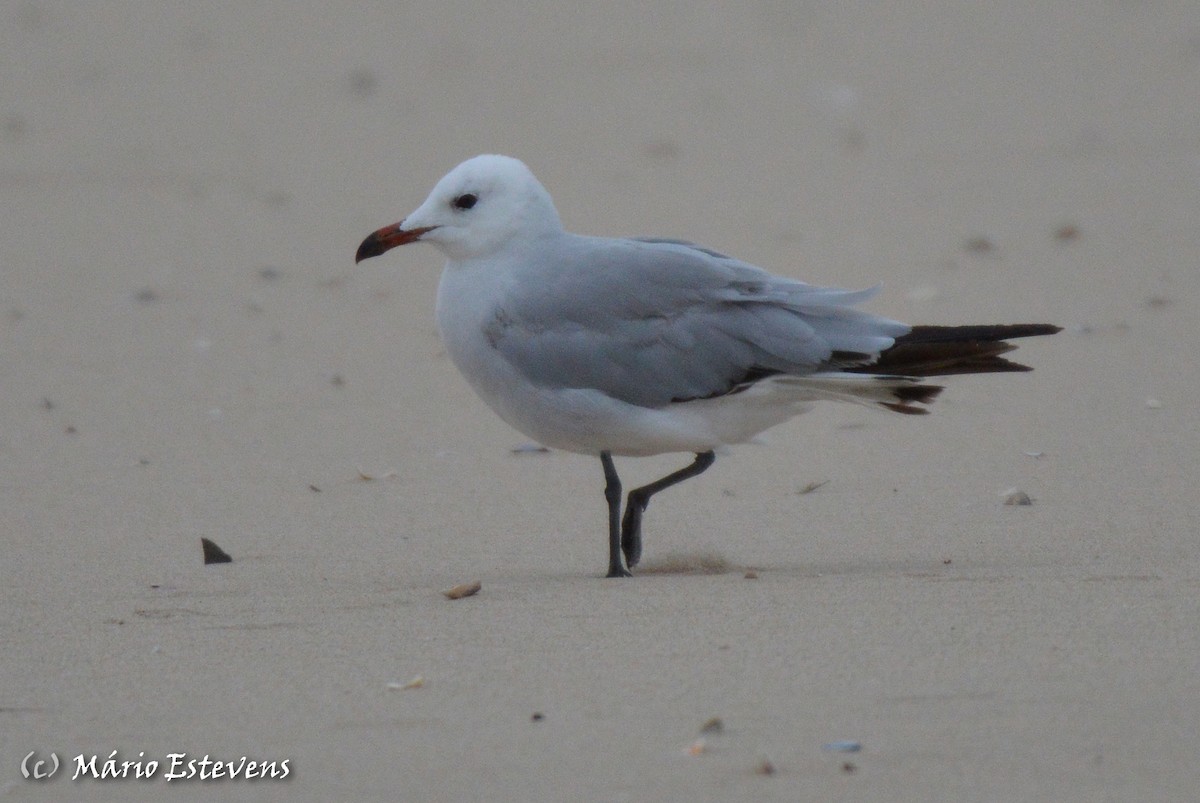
[453,193,478,210]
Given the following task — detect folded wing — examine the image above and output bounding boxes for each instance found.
[486,236,910,407]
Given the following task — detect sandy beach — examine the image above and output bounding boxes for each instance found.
[3,3,1199,800]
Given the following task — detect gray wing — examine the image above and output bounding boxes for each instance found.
[487,235,910,408]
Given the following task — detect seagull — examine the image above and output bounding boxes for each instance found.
[356,154,1058,577]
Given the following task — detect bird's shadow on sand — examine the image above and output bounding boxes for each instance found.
[594,554,1055,582]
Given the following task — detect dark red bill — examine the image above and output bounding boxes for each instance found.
[355,223,437,263]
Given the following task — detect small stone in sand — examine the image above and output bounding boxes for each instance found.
[687,739,707,756]
[443,581,482,600]
[531,712,544,722]
[201,537,232,565]
[347,67,378,97]
[1054,224,1080,241]
[744,570,759,579]
[510,443,550,454]
[822,740,861,753]
[964,235,997,254]
[755,759,776,775]
[699,717,723,734]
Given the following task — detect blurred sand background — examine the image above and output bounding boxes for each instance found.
[3,2,1199,800]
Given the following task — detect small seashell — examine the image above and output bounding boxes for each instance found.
[443,581,482,600]
[386,675,424,691]
[1002,488,1033,506]
[687,738,707,756]
[357,467,398,481]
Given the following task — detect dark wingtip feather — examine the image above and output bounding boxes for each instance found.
[898,324,1062,344]
[850,323,1058,378]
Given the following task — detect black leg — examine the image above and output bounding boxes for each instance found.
[600,451,631,578]
[620,451,716,568]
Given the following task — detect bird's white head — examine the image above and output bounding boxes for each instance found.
[356,154,563,263]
